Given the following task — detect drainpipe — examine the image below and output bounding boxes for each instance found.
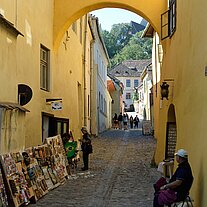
[83,14,88,127]
[90,40,94,134]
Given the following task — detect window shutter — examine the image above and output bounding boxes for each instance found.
[161,10,169,40]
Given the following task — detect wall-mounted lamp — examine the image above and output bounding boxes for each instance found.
[160,82,169,100]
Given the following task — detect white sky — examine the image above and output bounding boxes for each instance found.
[91,8,143,31]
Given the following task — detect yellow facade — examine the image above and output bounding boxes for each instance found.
[1,0,207,205]
[153,1,207,206]
[0,1,92,149]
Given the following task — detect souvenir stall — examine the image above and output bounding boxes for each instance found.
[0,163,8,207]
[33,144,59,191]
[0,135,70,206]
[22,147,49,200]
[44,135,68,184]
[0,152,35,207]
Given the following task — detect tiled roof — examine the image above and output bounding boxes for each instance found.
[107,80,116,92]
[108,59,151,77]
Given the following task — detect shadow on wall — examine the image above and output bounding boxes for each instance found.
[196,159,204,206]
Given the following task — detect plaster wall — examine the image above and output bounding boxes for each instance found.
[53,0,166,50]
[154,1,207,205]
[151,33,161,140]
[0,1,87,147]
[0,1,54,147]
[115,76,141,110]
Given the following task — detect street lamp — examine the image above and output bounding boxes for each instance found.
[160,82,169,100]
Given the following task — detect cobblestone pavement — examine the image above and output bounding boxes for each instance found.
[31,128,160,207]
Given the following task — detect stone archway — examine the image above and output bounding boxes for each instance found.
[53,0,166,50]
[165,104,177,159]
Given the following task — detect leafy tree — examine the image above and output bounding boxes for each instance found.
[101,30,116,58]
[101,23,152,67]
[101,23,132,58]
[111,31,152,67]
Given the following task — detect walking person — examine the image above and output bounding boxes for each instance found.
[123,114,128,130]
[113,113,118,129]
[79,127,92,171]
[129,115,134,129]
[118,112,123,129]
[134,115,139,128]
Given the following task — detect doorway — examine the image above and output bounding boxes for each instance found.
[165,104,177,159]
[42,112,69,142]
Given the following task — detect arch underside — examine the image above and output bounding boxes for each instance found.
[53,0,166,50]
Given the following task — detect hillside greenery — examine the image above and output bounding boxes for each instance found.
[100,23,152,68]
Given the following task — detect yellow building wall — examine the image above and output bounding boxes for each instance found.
[2,0,207,205]
[0,23,18,102]
[84,18,94,131]
[53,0,166,50]
[53,20,85,142]
[0,1,87,148]
[0,1,55,148]
[154,1,207,206]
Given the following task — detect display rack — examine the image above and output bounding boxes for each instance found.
[0,163,8,207]
[0,135,69,206]
[33,144,59,191]
[0,153,35,207]
[45,135,68,183]
[23,147,49,200]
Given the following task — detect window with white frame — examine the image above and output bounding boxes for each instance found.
[134,79,139,87]
[126,79,131,87]
[126,93,131,99]
[40,45,50,91]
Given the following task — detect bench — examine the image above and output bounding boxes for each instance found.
[164,195,194,207]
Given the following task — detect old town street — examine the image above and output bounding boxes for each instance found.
[32,128,160,207]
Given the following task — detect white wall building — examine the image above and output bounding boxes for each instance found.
[141,64,152,120]
[108,60,151,112]
[89,15,112,135]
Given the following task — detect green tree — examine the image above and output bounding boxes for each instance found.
[101,23,152,68]
[111,31,152,67]
[101,23,132,58]
[101,30,116,58]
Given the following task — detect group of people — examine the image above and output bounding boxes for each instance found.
[113,113,140,130]
[62,128,194,206]
[62,126,93,172]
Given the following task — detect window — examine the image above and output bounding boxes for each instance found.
[40,45,50,91]
[126,79,131,87]
[134,79,139,87]
[72,21,77,34]
[126,93,131,99]
[42,113,69,142]
[161,0,176,40]
[169,0,176,36]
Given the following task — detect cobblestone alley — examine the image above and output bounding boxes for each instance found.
[31,128,160,207]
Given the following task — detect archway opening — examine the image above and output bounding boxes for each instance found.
[53,0,164,50]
